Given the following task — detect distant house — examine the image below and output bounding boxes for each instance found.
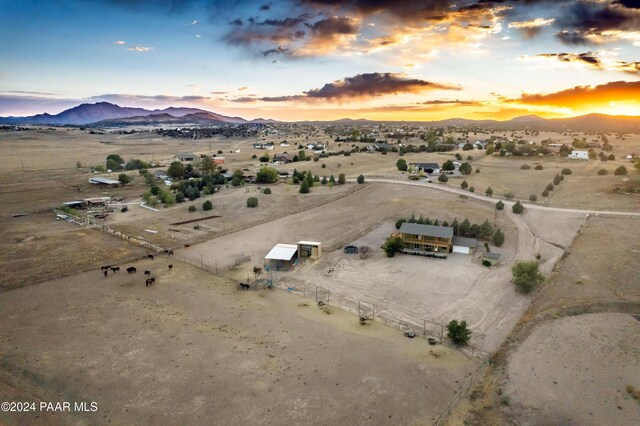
[306,143,325,150]
[176,152,196,162]
[154,170,169,181]
[272,153,292,164]
[568,150,589,160]
[398,223,454,258]
[409,162,440,174]
[367,142,392,152]
[252,143,274,150]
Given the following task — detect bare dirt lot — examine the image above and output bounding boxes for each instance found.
[506,313,640,426]
[0,260,478,426]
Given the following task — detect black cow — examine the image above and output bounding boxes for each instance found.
[168,264,173,271]
[103,270,108,278]
[110,266,120,273]
[239,283,250,290]
[147,254,154,260]
[145,278,155,287]
[101,265,111,271]
[144,270,151,276]
[127,267,136,274]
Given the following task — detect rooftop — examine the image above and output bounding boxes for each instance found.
[265,243,298,261]
[452,236,478,248]
[399,222,454,239]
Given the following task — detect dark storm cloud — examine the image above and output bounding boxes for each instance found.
[229,72,459,103]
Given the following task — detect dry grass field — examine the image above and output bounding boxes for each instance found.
[0,260,478,426]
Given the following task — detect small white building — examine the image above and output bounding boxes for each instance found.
[568,150,589,160]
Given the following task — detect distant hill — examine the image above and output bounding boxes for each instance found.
[1,102,639,132]
[0,102,250,125]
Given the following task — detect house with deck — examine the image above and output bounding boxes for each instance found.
[398,223,453,258]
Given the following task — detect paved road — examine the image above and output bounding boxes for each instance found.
[361,177,640,217]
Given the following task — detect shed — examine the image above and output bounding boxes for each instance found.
[482,252,501,266]
[298,241,321,259]
[452,236,478,254]
[265,244,298,270]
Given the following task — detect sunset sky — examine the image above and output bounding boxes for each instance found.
[1,0,639,121]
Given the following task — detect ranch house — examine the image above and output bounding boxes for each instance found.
[398,223,453,259]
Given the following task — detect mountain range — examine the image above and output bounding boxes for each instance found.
[0,102,257,126]
[1,102,640,132]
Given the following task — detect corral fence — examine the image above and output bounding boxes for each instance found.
[432,361,489,426]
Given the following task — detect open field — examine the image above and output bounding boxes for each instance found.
[0,213,148,291]
[506,313,640,426]
[0,259,478,426]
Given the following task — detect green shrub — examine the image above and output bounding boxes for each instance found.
[561,168,572,175]
[495,200,505,210]
[461,180,468,189]
[534,165,543,170]
[493,228,504,246]
[446,320,471,346]
[263,188,272,194]
[614,166,628,175]
[382,236,404,257]
[512,261,544,294]
[438,174,448,183]
[299,180,310,193]
[469,186,475,193]
[597,168,608,175]
[357,174,365,184]
[247,197,258,208]
[546,183,554,191]
[188,205,196,212]
[541,189,549,197]
[202,200,212,211]
[485,187,493,196]
[520,164,530,170]
[529,194,537,202]
[512,201,524,214]
[482,260,492,267]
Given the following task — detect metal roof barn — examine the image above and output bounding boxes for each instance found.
[265,244,298,261]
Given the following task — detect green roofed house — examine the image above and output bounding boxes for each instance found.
[398,222,454,259]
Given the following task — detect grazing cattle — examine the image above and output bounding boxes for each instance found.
[103,270,108,278]
[144,270,151,276]
[168,264,173,271]
[239,282,250,290]
[110,266,120,273]
[184,244,190,248]
[145,278,155,287]
[101,265,111,271]
[147,254,154,260]
[168,250,174,256]
[127,267,136,274]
